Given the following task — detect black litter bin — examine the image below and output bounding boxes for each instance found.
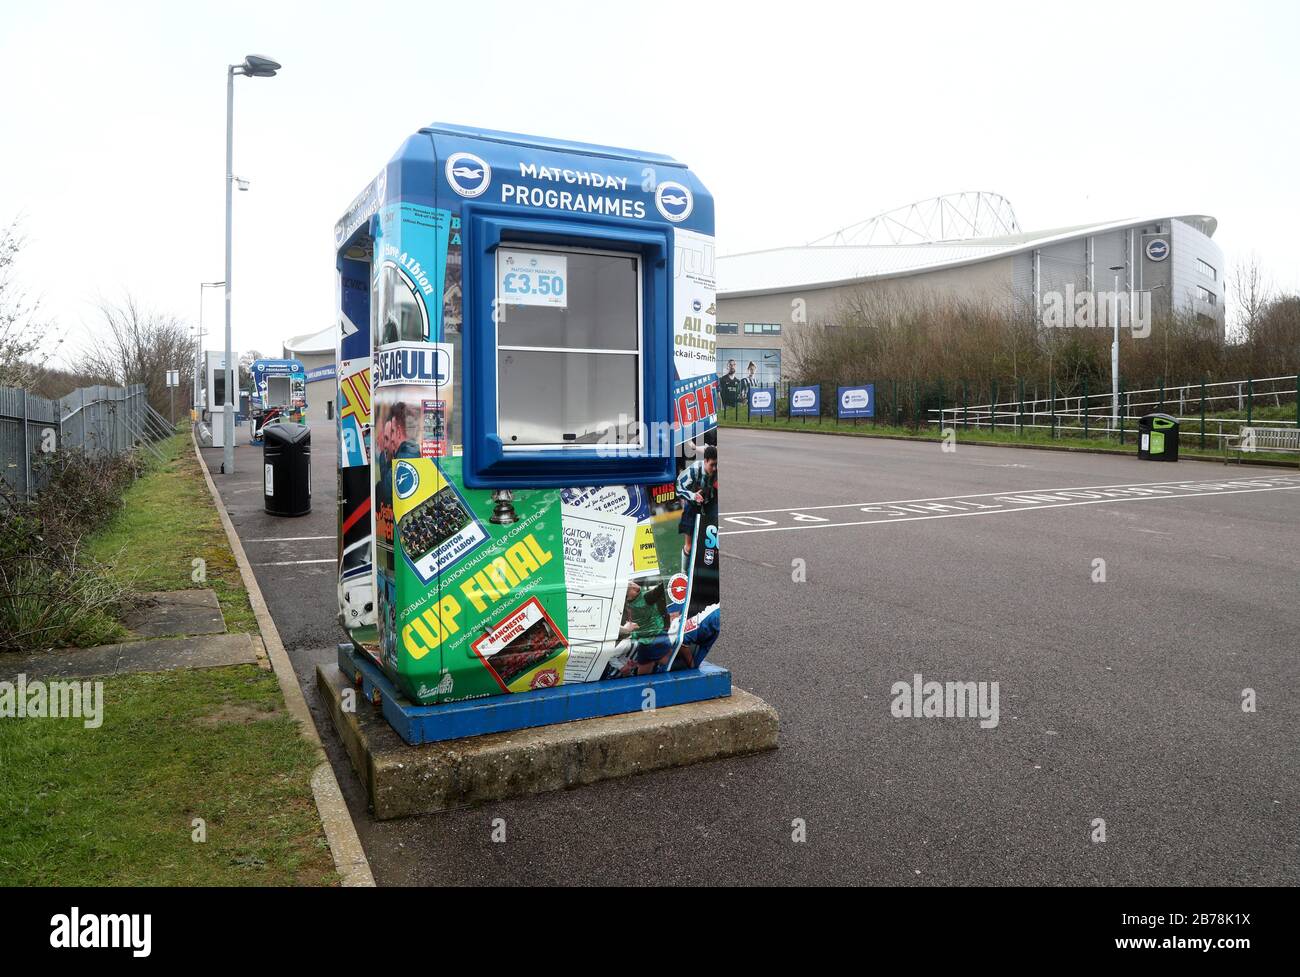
[1138,413,1179,462]
[264,423,312,515]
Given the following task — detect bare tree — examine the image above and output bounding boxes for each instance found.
[1230,254,1271,344]
[238,348,266,392]
[83,294,194,415]
[0,218,51,388]
[1248,295,1300,378]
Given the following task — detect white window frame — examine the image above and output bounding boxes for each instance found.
[494,243,644,452]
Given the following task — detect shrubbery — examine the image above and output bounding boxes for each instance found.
[0,448,143,651]
[788,287,1300,399]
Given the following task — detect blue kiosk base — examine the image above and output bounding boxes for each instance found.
[337,643,733,746]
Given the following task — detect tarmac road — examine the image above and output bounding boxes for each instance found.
[204,423,1300,886]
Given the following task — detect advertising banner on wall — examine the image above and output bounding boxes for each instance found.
[789,384,820,417]
[837,384,874,419]
[748,386,775,416]
[306,364,337,383]
[717,349,781,391]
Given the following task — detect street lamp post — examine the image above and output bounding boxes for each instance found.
[223,54,281,475]
[1109,264,1124,429]
[196,280,224,413]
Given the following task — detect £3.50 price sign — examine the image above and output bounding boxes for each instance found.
[498,249,568,308]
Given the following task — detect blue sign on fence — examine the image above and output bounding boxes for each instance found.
[789,384,820,417]
[837,384,874,419]
[749,386,775,416]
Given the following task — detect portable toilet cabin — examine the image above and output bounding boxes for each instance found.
[333,123,720,719]
[204,349,238,448]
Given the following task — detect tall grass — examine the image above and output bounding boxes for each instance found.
[0,448,143,651]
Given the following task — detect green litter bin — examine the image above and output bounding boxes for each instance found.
[1138,413,1179,462]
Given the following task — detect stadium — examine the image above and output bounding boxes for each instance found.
[715,193,1226,385]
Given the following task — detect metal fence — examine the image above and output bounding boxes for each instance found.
[933,374,1300,450]
[0,383,173,499]
[722,374,1300,453]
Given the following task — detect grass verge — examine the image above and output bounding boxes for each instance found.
[0,665,336,885]
[84,431,256,634]
[2,428,337,885]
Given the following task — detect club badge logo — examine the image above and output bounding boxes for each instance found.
[655,180,693,222]
[394,461,419,500]
[530,668,559,690]
[446,151,491,198]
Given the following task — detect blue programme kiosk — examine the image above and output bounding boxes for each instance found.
[248,357,307,443]
[333,124,724,744]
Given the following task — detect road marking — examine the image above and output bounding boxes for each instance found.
[722,474,1300,516]
[720,476,1300,536]
[246,535,334,543]
[253,558,337,567]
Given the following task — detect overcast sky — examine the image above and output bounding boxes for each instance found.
[2,0,1297,365]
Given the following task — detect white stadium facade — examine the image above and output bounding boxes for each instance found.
[714,193,1226,386]
[282,325,337,423]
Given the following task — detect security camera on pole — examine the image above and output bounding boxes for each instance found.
[222,54,281,475]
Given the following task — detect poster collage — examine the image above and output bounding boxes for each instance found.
[336,176,720,707]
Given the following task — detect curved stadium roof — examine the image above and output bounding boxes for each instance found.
[282,324,335,356]
[717,214,1217,298]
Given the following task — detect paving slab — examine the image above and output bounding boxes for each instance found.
[317,662,780,820]
[122,589,227,638]
[0,633,263,681]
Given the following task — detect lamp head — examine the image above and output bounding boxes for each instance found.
[241,54,281,77]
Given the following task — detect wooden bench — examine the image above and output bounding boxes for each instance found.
[1224,425,1300,464]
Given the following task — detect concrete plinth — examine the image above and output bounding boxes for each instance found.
[317,662,779,820]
